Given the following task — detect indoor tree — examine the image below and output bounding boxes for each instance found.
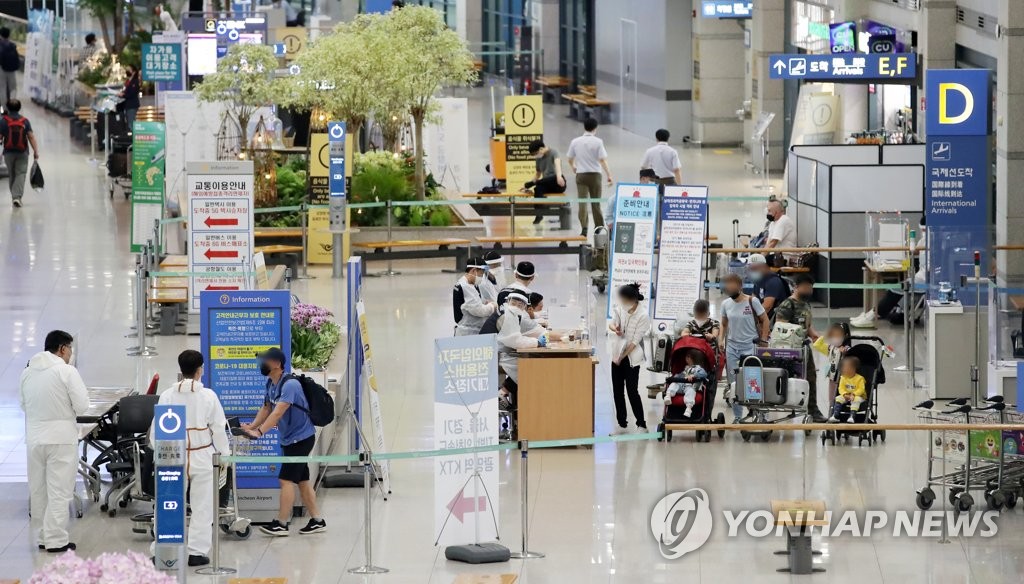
[284,15,380,150]
[193,43,280,150]
[383,6,477,199]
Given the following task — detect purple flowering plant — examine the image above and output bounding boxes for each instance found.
[29,551,177,584]
[291,303,341,370]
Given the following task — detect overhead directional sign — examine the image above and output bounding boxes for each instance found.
[769,53,916,81]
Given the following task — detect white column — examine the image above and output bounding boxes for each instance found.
[997,0,1024,277]
[749,0,784,170]
[691,11,745,145]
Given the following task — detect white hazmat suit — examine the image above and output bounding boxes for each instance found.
[19,351,89,549]
[154,379,230,557]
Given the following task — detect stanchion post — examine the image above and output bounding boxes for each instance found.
[385,200,398,276]
[195,453,236,576]
[297,202,314,280]
[972,250,982,405]
[348,454,388,574]
[510,197,517,267]
[127,256,156,356]
[895,230,920,375]
[510,440,544,559]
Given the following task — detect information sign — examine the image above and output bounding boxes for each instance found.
[141,43,183,83]
[768,53,916,81]
[607,183,659,318]
[433,335,499,545]
[503,95,544,191]
[130,121,166,253]
[653,186,709,331]
[153,404,186,574]
[187,161,255,311]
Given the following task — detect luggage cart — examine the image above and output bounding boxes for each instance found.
[913,399,1022,512]
[732,349,812,442]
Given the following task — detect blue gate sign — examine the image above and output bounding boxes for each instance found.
[768,53,916,81]
[154,404,186,571]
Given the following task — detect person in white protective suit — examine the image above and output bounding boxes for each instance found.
[154,349,230,567]
[20,330,89,553]
[454,256,497,336]
[495,291,549,409]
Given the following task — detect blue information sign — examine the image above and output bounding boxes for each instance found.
[768,53,916,81]
[200,290,291,489]
[328,122,346,200]
[701,0,752,18]
[141,43,183,84]
[925,69,992,300]
[154,404,186,568]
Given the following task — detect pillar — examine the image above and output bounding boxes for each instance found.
[918,0,958,136]
[691,9,745,145]
[996,0,1024,277]
[749,0,784,171]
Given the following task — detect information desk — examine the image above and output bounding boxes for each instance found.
[516,343,596,441]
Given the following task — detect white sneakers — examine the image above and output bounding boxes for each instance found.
[850,310,877,329]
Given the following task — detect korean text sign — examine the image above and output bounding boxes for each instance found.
[607,183,659,318]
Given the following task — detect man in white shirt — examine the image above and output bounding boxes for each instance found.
[20,330,89,553]
[765,199,797,251]
[153,350,230,566]
[155,4,178,32]
[640,128,682,188]
[567,118,614,236]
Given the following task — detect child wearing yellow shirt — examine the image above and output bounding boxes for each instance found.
[828,356,866,423]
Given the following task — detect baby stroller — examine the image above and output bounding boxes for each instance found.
[821,336,890,447]
[657,336,726,442]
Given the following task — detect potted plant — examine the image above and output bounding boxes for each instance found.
[291,303,341,370]
[29,551,176,583]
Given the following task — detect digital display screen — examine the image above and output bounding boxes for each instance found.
[701,1,753,19]
[187,35,218,75]
[829,21,858,54]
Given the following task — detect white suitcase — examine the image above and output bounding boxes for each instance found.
[783,377,808,408]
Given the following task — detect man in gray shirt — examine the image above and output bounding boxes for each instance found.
[720,273,769,422]
[567,118,614,236]
[640,128,682,188]
[525,139,566,225]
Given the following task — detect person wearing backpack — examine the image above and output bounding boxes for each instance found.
[244,347,327,536]
[453,257,496,336]
[0,99,38,208]
[748,253,789,321]
[0,28,20,103]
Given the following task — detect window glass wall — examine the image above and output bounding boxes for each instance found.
[482,0,526,75]
[559,0,593,85]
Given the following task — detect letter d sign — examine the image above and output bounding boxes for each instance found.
[926,70,991,137]
[938,83,973,125]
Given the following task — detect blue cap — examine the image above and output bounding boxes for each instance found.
[258,347,287,367]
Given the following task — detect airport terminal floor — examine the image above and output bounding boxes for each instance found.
[2,91,1022,584]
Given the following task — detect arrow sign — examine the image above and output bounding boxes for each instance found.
[204,216,239,228]
[446,488,487,523]
[772,60,786,74]
[204,249,239,260]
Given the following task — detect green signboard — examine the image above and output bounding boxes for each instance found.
[141,43,183,83]
[130,121,166,253]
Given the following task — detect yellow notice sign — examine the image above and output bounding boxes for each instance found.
[307,208,333,264]
[503,95,543,191]
[210,345,278,360]
[273,27,306,60]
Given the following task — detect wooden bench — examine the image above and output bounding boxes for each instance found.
[255,228,303,239]
[466,195,573,230]
[771,499,828,575]
[477,236,590,265]
[159,254,188,269]
[353,238,472,271]
[255,244,304,274]
[536,75,571,103]
[564,94,613,123]
[148,288,188,336]
[579,85,597,98]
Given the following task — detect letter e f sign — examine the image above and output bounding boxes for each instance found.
[939,83,974,125]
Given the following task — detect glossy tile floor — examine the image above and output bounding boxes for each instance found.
[1,87,1021,583]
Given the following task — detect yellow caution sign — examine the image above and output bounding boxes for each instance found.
[503,95,543,192]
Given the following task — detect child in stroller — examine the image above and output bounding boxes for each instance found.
[657,335,727,442]
[664,351,707,417]
[828,356,866,422]
[821,337,890,446]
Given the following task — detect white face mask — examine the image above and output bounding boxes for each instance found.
[829,337,844,347]
[491,266,505,280]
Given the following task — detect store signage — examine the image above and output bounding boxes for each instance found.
[653,186,709,331]
[186,161,255,311]
[153,404,186,573]
[141,43,182,83]
[130,121,166,253]
[503,94,544,192]
[768,53,916,81]
[200,290,290,496]
[828,21,857,54]
[701,1,752,18]
[607,183,659,318]
[924,69,992,300]
[433,334,499,545]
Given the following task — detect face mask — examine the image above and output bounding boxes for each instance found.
[749,271,763,282]
[766,213,775,222]
[829,337,844,347]
[727,290,740,300]
[259,362,272,376]
[798,292,812,301]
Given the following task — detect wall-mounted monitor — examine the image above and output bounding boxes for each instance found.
[701,1,753,19]
[828,21,858,54]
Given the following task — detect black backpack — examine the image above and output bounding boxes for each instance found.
[453,283,466,324]
[0,41,18,72]
[286,374,335,427]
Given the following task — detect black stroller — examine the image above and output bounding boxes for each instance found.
[821,336,891,447]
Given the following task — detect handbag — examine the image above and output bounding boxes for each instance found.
[29,161,44,190]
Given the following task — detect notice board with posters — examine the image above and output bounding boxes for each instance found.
[130,121,166,253]
[503,95,543,191]
[607,183,659,318]
[653,185,709,332]
[200,290,291,516]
